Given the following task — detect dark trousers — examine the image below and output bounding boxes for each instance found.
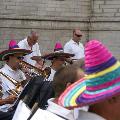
[0,109,15,120]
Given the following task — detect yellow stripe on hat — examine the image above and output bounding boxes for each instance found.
[85,61,120,79]
[70,86,86,106]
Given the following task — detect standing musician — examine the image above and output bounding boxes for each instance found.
[42,42,74,82]
[18,31,43,69]
[0,40,31,119]
[64,28,85,67]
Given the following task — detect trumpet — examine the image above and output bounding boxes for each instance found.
[0,71,22,96]
[19,60,49,78]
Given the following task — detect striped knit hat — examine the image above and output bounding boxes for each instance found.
[58,40,120,107]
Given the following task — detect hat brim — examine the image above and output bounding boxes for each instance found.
[58,61,120,108]
[41,52,74,60]
[31,56,42,61]
[0,49,31,61]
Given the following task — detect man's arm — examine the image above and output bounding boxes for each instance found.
[0,95,17,105]
[36,43,41,56]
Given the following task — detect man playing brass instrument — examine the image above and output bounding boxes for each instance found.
[42,42,74,82]
[0,40,31,119]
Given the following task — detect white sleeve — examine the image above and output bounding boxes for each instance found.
[19,71,26,81]
[36,43,41,56]
[1,76,15,92]
[22,72,26,81]
[18,41,25,49]
[64,43,71,53]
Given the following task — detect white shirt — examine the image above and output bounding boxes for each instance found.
[12,100,31,120]
[47,98,75,120]
[74,106,89,119]
[64,39,84,59]
[18,38,41,66]
[31,98,75,120]
[77,110,106,120]
[31,109,64,120]
[15,98,105,120]
[0,64,26,112]
[47,98,105,120]
[46,68,56,81]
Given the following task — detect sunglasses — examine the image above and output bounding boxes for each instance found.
[75,33,82,37]
[16,56,24,60]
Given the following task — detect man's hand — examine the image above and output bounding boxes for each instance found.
[5,95,17,104]
[35,60,44,69]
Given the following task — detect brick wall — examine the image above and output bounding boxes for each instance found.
[0,0,90,52]
[89,0,120,59]
[0,0,120,67]
[91,0,120,20]
[0,0,90,20]
[0,0,91,66]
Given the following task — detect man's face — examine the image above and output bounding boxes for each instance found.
[73,29,83,43]
[28,34,38,46]
[31,35,38,45]
[9,53,24,70]
[53,57,65,69]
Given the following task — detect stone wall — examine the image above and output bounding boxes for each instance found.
[0,0,120,61]
[0,0,90,53]
[89,0,120,59]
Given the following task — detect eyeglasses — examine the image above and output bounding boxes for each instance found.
[75,33,82,37]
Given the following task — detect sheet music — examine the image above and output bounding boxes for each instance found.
[31,108,64,120]
[12,100,31,120]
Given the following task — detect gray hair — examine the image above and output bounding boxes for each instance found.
[29,30,38,38]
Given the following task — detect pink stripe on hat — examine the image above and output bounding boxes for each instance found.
[85,54,112,67]
[83,85,120,99]
[85,40,112,67]
[86,50,111,60]
[87,77,120,91]
[85,41,102,51]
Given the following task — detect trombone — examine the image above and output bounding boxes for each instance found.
[19,60,49,78]
[0,71,22,96]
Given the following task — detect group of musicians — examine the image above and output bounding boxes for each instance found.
[0,29,84,120]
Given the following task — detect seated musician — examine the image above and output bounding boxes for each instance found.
[0,40,31,112]
[42,42,74,81]
[30,65,85,120]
